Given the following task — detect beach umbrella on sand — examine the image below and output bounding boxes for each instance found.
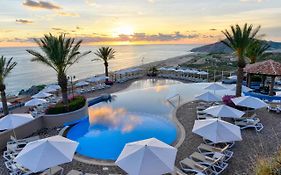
[195,91,221,102]
[116,138,177,175]
[14,135,78,173]
[32,92,52,99]
[75,81,89,87]
[0,114,34,130]
[231,85,252,93]
[231,96,268,109]
[205,83,226,94]
[203,105,245,119]
[25,98,47,107]
[192,119,242,143]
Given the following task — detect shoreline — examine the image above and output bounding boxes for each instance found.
[14,53,198,97]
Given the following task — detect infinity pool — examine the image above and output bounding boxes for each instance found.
[67,79,233,160]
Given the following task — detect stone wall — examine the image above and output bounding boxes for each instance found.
[0,103,88,150]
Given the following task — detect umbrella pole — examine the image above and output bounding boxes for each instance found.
[12,129,17,140]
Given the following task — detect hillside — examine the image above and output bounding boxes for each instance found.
[191,40,281,53]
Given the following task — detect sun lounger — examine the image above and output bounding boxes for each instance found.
[8,135,40,145]
[267,103,280,113]
[180,158,216,175]
[190,152,228,174]
[197,143,233,161]
[197,114,213,120]
[5,159,32,175]
[203,138,235,148]
[3,150,18,161]
[40,166,64,175]
[6,142,27,152]
[235,118,263,132]
[66,170,83,175]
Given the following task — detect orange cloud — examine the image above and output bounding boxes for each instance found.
[88,106,142,133]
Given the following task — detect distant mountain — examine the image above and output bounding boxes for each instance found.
[191,40,281,53]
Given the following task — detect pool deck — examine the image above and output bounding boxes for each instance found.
[1,78,281,175]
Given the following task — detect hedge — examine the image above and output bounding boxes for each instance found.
[45,95,86,115]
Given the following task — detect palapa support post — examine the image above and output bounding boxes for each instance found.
[269,75,276,96]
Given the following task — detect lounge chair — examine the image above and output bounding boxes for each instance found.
[3,150,18,161]
[5,159,32,175]
[180,158,216,175]
[203,138,235,148]
[6,142,26,152]
[8,135,40,145]
[190,152,228,174]
[235,118,263,132]
[66,170,83,175]
[197,114,213,120]
[267,103,280,113]
[40,166,64,175]
[197,144,233,161]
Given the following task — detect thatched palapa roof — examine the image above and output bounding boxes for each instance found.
[244,59,281,76]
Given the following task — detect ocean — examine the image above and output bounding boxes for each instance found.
[0,44,199,95]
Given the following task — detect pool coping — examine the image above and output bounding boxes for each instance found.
[60,101,187,166]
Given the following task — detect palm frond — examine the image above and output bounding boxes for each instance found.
[0,56,17,83]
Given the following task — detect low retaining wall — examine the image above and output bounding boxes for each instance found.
[0,102,88,150]
[43,103,88,128]
[0,117,44,150]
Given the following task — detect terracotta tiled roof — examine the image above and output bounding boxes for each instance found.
[244,59,281,76]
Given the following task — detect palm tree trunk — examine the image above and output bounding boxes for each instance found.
[269,76,275,96]
[58,73,68,105]
[0,84,9,116]
[236,67,244,97]
[104,62,109,80]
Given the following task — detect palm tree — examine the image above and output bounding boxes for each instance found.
[93,47,116,79]
[222,23,261,97]
[27,34,91,105]
[0,56,17,116]
[246,40,270,64]
[245,40,269,88]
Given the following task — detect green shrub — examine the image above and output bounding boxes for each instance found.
[45,95,86,114]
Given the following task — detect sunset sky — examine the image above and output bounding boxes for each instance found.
[0,0,281,47]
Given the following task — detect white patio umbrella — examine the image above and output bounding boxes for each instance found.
[231,85,252,92]
[46,84,60,90]
[116,138,177,175]
[32,92,52,99]
[205,83,226,94]
[231,96,268,109]
[192,119,242,143]
[203,105,245,119]
[41,87,57,93]
[75,81,89,87]
[195,91,221,102]
[0,114,34,130]
[25,98,47,107]
[0,102,12,109]
[228,75,237,80]
[14,135,78,173]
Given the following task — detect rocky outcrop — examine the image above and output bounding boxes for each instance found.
[18,85,45,96]
[191,40,281,53]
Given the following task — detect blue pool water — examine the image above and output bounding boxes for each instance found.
[67,79,233,160]
[67,112,176,160]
